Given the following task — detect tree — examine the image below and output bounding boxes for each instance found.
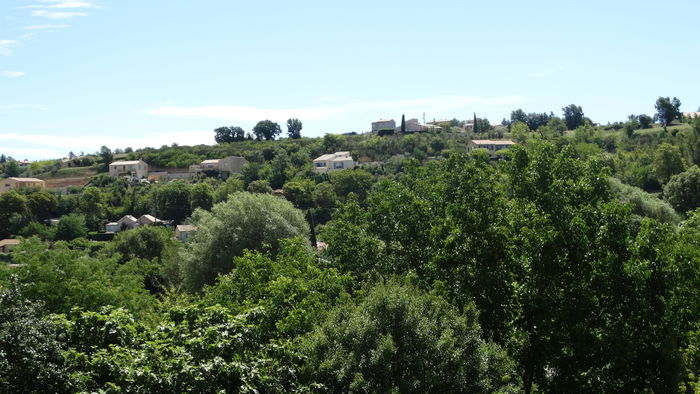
[26,190,58,221]
[203,238,351,340]
[0,190,28,236]
[510,109,528,124]
[214,126,245,144]
[0,154,5,163]
[562,104,585,130]
[247,179,273,194]
[179,192,309,291]
[329,169,373,201]
[253,120,281,141]
[99,146,113,166]
[54,214,88,240]
[302,280,519,393]
[654,143,686,184]
[400,114,406,133]
[190,182,214,211]
[638,114,653,129]
[655,96,682,130]
[4,160,20,177]
[664,166,700,212]
[154,182,192,223]
[286,118,302,139]
[0,278,69,393]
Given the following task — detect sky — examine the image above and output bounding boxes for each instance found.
[1,0,699,160]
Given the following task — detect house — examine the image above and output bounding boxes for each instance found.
[109,159,149,178]
[0,239,20,253]
[467,139,517,157]
[313,152,355,173]
[117,215,139,230]
[138,214,160,226]
[0,177,46,194]
[189,156,247,178]
[106,214,162,233]
[372,119,396,133]
[685,111,700,119]
[175,224,197,242]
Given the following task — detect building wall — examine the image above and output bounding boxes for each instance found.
[109,160,149,178]
[219,156,248,173]
[372,120,396,132]
[0,178,46,194]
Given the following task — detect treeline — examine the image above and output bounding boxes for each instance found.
[3,142,700,390]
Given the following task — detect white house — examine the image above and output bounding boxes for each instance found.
[109,159,149,178]
[105,222,120,233]
[372,119,396,133]
[466,140,517,157]
[117,215,139,230]
[313,152,355,173]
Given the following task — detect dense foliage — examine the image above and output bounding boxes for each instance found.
[3,105,700,390]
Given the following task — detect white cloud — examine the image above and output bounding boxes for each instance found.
[24,0,96,9]
[23,24,69,30]
[3,71,26,78]
[0,130,214,160]
[31,10,87,19]
[0,104,47,111]
[145,95,527,124]
[0,40,18,55]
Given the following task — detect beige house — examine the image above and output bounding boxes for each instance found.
[138,214,160,226]
[372,119,396,132]
[176,224,197,242]
[109,159,149,178]
[107,214,162,233]
[0,239,20,253]
[467,139,517,157]
[313,152,355,173]
[189,156,247,177]
[0,177,46,194]
[685,111,700,119]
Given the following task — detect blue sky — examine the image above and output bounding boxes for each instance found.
[1,0,699,160]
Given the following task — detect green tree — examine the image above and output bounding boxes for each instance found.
[0,190,29,236]
[179,192,309,292]
[562,103,585,130]
[664,165,700,212]
[190,182,214,211]
[282,180,314,209]
[203,238,351,340]
[0,278,69,393]
[329,168,373,201]
[154,182,191,222]
[214,126,245,143]
[639,114,653,129]
[654,143,686,184]
[9,237,154,315]
[26,190,58,221]
[213,176,244,202]
[99,145,113,167]
[54,214,88,240]
[247,179,273,194]
[3,160,20,177]
[286,118,302,139]
[655,96,682,130]
[302,280,520,393]
[253,120,281,141]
